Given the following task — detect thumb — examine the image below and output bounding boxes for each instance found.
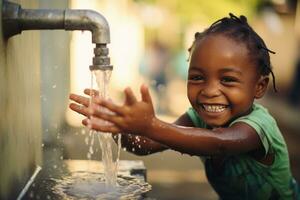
[140,84,153,104]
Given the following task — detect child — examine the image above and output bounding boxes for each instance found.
[69,13,299,199]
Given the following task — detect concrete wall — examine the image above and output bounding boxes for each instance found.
[39,0,70,145]
[0,0,42,199]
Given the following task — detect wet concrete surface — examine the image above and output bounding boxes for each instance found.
[23,150,151,199]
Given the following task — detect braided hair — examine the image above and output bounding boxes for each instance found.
[188,13,277,92]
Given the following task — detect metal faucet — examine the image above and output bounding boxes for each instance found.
[2,1,112,71]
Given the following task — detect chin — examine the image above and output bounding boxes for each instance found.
[204,119,229,128]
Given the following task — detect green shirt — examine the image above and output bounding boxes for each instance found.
[187,103,298,199]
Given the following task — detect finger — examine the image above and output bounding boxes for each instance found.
[97,99,126,115]
[140,84,153,104]
[83,118,120,133]
[84,88,99,97]
[88,102,109,117]
[69,103,89,116]
[87,118,121,134]
[89,95,103,105]
[89,106,122,125]
[69,93,90,107]
[82,118,89,126]
[124,87,137,105]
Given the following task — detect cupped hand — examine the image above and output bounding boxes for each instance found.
[87,84,156,136]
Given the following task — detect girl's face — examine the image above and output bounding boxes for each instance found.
[187,34,267,127]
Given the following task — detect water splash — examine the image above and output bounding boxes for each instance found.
[52,171,151,200]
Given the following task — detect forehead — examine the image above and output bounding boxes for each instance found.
[190,34,255,72]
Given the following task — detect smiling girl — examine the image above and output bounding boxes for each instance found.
[69,13,299,199]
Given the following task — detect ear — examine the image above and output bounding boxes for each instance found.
[255,76,269,99]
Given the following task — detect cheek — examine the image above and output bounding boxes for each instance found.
[225,88,255,107]
[187,85,197,104]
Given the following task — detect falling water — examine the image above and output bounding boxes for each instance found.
[90,69,122,187]
[44,70,151,200]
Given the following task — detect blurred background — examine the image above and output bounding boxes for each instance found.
[1,0,300,199]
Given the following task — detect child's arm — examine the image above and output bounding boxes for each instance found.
[70,89,177,155]
[110,113,194,155]
[86,85,263,157]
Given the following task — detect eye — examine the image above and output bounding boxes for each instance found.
[188,75,204,82]
[221,76,238,83]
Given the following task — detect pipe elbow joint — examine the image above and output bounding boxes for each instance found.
[65,9,110,44]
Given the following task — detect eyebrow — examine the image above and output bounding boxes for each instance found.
[189,66,243,75]
[219,67,243,75]
[188,66,203,72]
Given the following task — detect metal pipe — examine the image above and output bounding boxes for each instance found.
[2,1,112,70]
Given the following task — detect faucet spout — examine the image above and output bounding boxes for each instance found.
[2,1,112,70]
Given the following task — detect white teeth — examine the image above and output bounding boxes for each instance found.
[202,104,226,113]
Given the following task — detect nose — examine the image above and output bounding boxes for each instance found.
[200,81,221,98]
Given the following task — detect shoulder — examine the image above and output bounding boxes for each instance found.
[174,112,194,127]
[231,103,276,126]
[183,107,207,128]
[231,103,284,156]
[173,107,206,127]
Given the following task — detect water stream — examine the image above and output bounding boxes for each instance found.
[90,69,121,187]
[46,70,151,199]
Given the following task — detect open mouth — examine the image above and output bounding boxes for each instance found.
[201,104,228,113]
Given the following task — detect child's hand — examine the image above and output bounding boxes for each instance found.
[87,84,156,136]
[69,89,99,119]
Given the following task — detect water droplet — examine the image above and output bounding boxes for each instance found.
[52,85,57,89]
[150,79,157,86]
[85,137,89,145]
[157,84,166,92]
[41,143,45,147]
[89,146,94,154]
[29,191,34,198]
[87,152,91,159]
[135,136,141,142]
